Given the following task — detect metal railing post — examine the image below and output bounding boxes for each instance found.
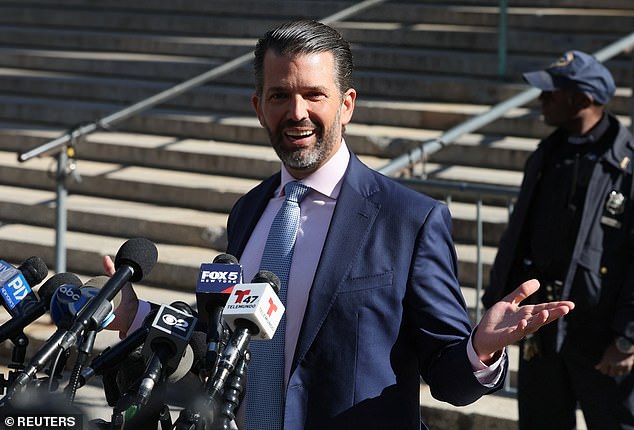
[631,52,634,134]
[54,150,68,273]
[497,0,508,79]
[475,198,483,323]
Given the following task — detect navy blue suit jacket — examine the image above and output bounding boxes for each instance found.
[227,152,505,429]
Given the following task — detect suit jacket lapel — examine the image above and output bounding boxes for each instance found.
[291,156,380,373]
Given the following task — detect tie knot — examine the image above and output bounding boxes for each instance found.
[284,181,310,204]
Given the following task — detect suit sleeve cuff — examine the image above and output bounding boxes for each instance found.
[467,332,506,387]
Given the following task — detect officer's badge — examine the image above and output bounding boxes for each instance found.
[601,190,626,228]
[606,190,625,215]
[551,51,574,68]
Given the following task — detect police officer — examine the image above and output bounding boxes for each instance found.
[483,51,634,430]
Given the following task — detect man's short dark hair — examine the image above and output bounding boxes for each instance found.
[253,19,354,97]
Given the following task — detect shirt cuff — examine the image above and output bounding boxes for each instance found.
[120,299,151,339]
[467,332,506,387]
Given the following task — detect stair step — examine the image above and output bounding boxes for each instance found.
[2,2,632,37]
[447,200,511,246]
[0,21,629,73]
[0,94,431,157]
[2,44,632,88]
[0,121,281,179]
[0,185,228,250]
[0,149,260,212]
[357,4,634,33]
[419,0,631,8]
[2,70,631,140]
[0,224,218,289]
[420,382,588,430]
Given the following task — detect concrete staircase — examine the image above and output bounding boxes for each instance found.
[0,0,632,428]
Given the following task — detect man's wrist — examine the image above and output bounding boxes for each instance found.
[469,329,504,368]
[479,349,503,366]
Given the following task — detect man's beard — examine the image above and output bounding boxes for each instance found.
[266,112,341,172]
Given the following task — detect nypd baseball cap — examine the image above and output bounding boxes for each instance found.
[522,50,616,104]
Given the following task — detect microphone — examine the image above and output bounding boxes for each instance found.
[78,323,152,389]
[0,272,82,343]
[0,257,48,317]
[135,301,198,408]
[79,314,207,390]
[49,276,120,331]
[67,238,157,336]
[173,272,283,429]
[206,271,284,405]
[196,253,242,375]
[221,270,284,340]
[9,238,158,392]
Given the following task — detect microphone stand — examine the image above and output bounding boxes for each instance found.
[157,404,173,430]
[173,348,250,430]
[108,389,142,430]
[0,332,29,396]
[66,329,97,402]
[212,352,249,430]
[45,348,71,394]
[107,380,169,430]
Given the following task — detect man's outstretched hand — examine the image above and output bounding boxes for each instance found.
[102,255,139,338]
[473,279,574,364]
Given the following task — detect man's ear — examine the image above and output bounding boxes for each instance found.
[340,88,356,126]
[252,94,264,126]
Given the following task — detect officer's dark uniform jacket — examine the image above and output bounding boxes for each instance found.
[483,113,634,362]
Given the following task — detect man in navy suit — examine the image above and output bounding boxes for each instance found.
[107,18,574,430]
[221,19,574,430]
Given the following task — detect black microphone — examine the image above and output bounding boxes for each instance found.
[0,272,81,343]
[79,315,207,391]
[78,323,152,389]
[0,256,48,317]
[110,326,207,427]
[49,276,121,331]
[196,253,243,376]
[135,301,198,408]
[206,271,283,405]
[9,238,158,392]
[67,238,157,337]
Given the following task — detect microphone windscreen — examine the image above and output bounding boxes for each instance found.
[212,253,238,264]
[82,276,109,289]
[82,275,122,309]
[251,270,281,294]
[114,238,158,282]
[17,256,48,287]
[38,272,82,304]
[187,330,208,375]
[167,344,194,383]
[170,301,195,316]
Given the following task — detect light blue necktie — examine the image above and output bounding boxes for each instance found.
[245,181,310,430]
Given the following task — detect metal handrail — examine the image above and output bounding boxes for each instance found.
[379,31,634,177]
[381,31,634,331]
[17,0,387,164]
[15,0,388,272]
[398,177,519,321]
